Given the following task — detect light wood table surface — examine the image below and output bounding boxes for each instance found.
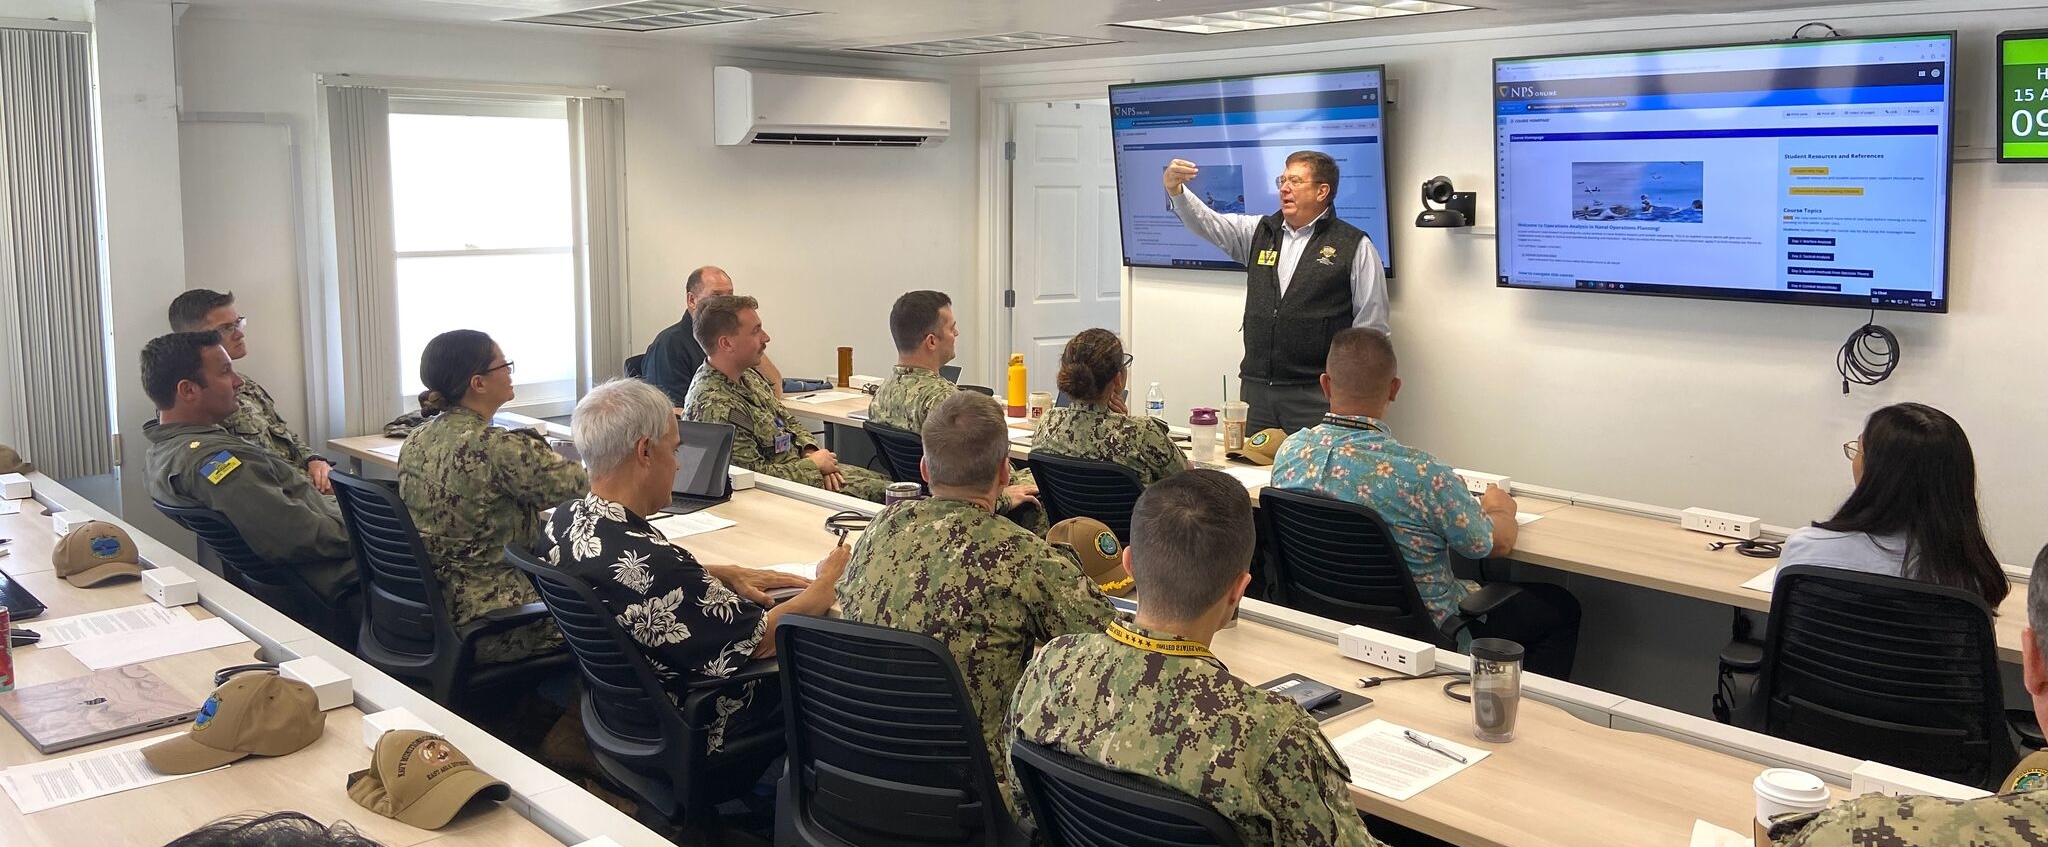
[0,505,568,847]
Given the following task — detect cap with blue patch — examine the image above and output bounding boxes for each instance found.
[143,670,323,775]
[53,520,143,587]
[1047,517,1133,598]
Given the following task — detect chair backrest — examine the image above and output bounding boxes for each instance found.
[1025,452,1146,544]
[506,544,687,772]
[152,498,341,640]
[1010,740,1244,847]
[776,614,1015,846]
[1759,565,2016,789]
[624,354,647,379]
[863,420,927,486]
[1256,487,1440,645]
[329,472,460,658]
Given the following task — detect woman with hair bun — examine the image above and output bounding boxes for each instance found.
[1031,328,1189,487]
[398,329,588,663]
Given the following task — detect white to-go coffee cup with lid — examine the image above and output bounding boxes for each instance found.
[1752,768,1831,845]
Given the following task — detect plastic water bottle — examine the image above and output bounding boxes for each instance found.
[1145,382,1165,420]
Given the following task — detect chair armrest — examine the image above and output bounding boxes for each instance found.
[686,658,780,692]
[456,601,552,642]
[1456,583,1524,618]
[2010,709,2045,750]
[1719,639,1765,673]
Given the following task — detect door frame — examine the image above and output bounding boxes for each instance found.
[976,79,1133,388]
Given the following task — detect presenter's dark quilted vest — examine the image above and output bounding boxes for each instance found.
[1241,213,1364,385]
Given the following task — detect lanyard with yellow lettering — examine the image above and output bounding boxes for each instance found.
[1105,622,1217,661]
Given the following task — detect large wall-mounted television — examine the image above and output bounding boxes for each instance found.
[1494,33,1955,313]
[1109,66,1394,276]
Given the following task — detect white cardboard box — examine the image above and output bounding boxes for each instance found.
[141,566,199,607]
[0,473,29,500]
[361,706,439,748]
[571,839,624,847]
[280,656,353,711]
[50,510,88,538]
[730,467,756,491]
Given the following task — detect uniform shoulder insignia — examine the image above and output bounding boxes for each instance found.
[2007,750,2048,792]
[188,441,201,449]
[199,450,242,485]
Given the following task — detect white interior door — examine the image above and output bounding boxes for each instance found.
[1008,99,1120,393]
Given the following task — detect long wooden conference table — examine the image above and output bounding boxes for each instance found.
[766,393,2033,663]
[329,433,1911,847]
[0,478,663,847]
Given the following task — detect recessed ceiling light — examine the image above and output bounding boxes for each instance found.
[1113,0,1473,34]
[508,1,815,32]
[849,32,1119,57]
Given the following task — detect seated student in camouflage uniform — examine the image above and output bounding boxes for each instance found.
[837,390,1117,809]
[1032,328,1190,487]
[683,295,888,502]
[1768,542,2048,846]
[869,289,1046,533]
[1009,469,1385,847]
[399,330,588,664]
[168,289,336,495]
[141,331,357,605]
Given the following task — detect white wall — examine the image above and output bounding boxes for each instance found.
[981,0,2048,565]
[170,11,983,442]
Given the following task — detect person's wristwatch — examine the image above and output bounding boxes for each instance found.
[305,455,331,469]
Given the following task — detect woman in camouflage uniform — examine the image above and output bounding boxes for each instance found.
[1032,329,1190,487]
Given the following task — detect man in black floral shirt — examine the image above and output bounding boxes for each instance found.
[539,379,847,752]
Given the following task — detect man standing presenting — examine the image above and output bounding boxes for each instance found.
[1163,152,1388,433]
[641,266,783,406]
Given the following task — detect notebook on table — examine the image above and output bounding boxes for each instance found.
[0,665,198,753]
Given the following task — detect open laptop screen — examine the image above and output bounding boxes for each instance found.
[674,419,733,498]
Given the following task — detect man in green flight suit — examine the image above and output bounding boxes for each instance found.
[1007,468,1385,847]
[683,295,888,502]
[869,289,1045,533]
[140,331,356,605]
[167,289,335,494]
[1767,542,2048,845]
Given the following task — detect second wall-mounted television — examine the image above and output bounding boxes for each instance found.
[1109,66,1394,276]
[1494,33,1956,313]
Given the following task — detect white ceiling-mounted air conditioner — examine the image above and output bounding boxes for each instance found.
[714,66,951,148]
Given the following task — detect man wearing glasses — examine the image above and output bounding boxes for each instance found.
[1163,151,1389,433]
[167,290,335,494]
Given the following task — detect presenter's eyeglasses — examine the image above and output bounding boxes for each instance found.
[1842,439,1862,461]
[1275,176,1324,190]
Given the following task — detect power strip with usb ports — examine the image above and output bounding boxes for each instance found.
[1337,625,1436,676]
[1680,506,1762,541]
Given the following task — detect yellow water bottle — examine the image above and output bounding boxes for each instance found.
[1006,354,1027,417]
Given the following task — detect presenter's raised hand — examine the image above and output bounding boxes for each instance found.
[1163,159,1200,195]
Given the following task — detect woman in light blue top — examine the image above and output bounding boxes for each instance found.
[1782,403,2008,606]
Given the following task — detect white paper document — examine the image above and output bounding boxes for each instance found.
[791,390,864,404]
[1741,567,1779,594]
[63,617,251,671]
[32,604,197,648]
[369,443,405,459]
[762,561,818,579]
[1689,820,1750,847]
[1515,512,1544,526]
[0,499,19,515]
[1331,720,1490,801]
[0,735,227,813]
[1221,466,1272,489]
[649,512,738,540]
[1007,428,1034,444]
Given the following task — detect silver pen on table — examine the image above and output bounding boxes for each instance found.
[1402,729,1468,764]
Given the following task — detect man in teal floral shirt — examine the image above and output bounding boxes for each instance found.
[1271,328,1581,678]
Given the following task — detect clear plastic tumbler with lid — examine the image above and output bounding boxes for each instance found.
[1470,638,1524,742]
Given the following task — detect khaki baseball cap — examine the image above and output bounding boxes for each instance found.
[0,444,30,474]
[143,670,325,774]
[1228,428,1290,466]
[54,520,143,587]
[1048,517,1132,598]
[348,730,509,830]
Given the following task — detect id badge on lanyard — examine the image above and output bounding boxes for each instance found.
[773,416,792,455]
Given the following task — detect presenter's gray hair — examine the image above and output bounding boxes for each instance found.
[572,379,677,478]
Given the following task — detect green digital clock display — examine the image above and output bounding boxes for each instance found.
[2001,30,2048,161]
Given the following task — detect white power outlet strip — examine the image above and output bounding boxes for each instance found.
[1680,506,1762,540]
[1337,625,1436,675]
[1849,761,1991,801]
[849,374,884,392]
[1451,469,1510,496]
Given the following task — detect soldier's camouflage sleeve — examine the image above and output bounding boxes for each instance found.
[1033,404,1191,487]
[490,427,589,512]
[1019,546,1117,643]
[1127,415,1193,486]
[1769,791,2048,847]
[1266,716,1382,847]
[224,374,317,470]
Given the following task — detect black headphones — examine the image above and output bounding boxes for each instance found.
[213,663,280,685]
[825,510,872,542]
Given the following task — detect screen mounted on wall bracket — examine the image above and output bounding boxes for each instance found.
[1494,33,1956,313]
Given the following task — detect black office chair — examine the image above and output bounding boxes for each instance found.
[329,472,568,709]
[1758,565,2025,790]
[624,354,647,379]
[1257,487,1519,648]
[774,614,1025,847]
[508,545,784,837]
[152,499,359,648]
[1010,740,1244,847]
[1026,452,1147,544]
[863,420,926,488]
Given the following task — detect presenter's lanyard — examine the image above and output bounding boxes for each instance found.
[1320,414,1385,434]
[1106,622,1219,663]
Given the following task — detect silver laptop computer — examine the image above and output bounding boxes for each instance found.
[0,665,198,753]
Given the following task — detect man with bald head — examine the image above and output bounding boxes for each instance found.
[642,266,783,405]
[1270,328,1581,678]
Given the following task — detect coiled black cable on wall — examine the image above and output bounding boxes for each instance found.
[1837,310,1898,395]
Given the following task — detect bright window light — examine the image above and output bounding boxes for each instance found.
[1113,0,1474,34]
